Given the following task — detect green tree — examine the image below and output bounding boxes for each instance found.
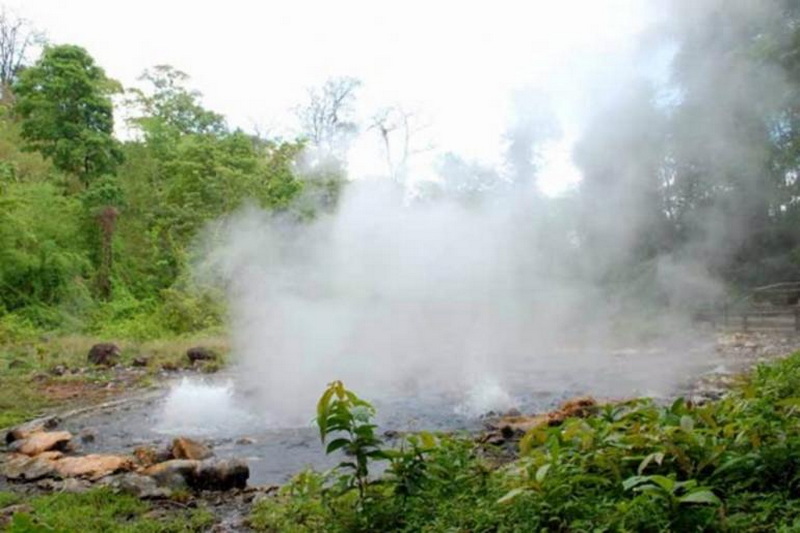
[127,65,225,143]
[13,44,122,184]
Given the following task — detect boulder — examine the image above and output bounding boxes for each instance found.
[37,477,92,493]
[170,437,213,460]
[5,416,61,444]
[104,472,173,499]
[9,431,72,456]
[2,453,58,481]
[192,458,249,491]
[487,397,599,437]
[142,459,198,488]
[142,458,249,491]
[54,454,134,480]
[88,343,120,366]
[186,346,217,364]
[133,446,171,467]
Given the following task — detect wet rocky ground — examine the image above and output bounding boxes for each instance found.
[2,330,799,531]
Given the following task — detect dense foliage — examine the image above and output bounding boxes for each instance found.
[0,47,309,341]
[2,1,800,339]
[251,352,800,532]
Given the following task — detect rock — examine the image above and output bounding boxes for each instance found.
[9,431,73,456]
[481,433,506,446]
[487,397,599,436]
[170,437,213,460]
[133,446,171,467]
[79,428,97,443]
[187,346,217,364]
[2,453,58,480]
[545,396,597,426]
[161,362,179,372]
[235,437,256,446]
[37,477,92,493]
[132,357,150,367]
[54,454,134,480]
[142,459,198,489]
[489,415,547,434]
[50,364,67,376]
[192,458,249,491]
[105,472,173,499]
[87,343,120,366]
[5,416,61,444]
[142,458,249,491]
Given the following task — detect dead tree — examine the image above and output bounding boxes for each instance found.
[296,76,361,158]
[0,8,44,102]
[370,105,432,183]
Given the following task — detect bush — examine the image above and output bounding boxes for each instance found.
[251,352,800,532]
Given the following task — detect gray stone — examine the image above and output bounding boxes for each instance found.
[187,346,217,364]
[106,472,173,499]
[2,454,58,481]
[88,343,120,366]
[5,416,61,444]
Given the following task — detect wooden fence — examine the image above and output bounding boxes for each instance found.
[695,282,800,332]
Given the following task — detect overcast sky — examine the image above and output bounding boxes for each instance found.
[13,0,666,194]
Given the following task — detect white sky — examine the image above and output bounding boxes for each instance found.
[14,0,664,195]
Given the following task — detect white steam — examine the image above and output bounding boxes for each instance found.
[200,180,714,425]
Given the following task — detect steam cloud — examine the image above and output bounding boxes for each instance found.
[196,0,789,426]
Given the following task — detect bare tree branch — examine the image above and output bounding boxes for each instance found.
[296,76,361,157]
[0,7,44,100]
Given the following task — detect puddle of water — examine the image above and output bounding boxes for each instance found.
[63,342,733,485]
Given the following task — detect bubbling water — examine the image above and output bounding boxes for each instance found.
[154,378,259,437]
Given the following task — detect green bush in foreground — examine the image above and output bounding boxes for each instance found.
[251,353,800,532]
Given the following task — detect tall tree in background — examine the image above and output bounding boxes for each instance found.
[128,65,226,142]
[13,44,122,185]
[0,8,43,102]
[294,76,360,212]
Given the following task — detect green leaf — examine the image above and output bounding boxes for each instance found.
[325,438,351,455]
[678,490,721,506]
[535,464,551,483]
[680,415,694,432]
[637,452,665,475]
[776,397,800,408]
[497,487,527,504]
[622,475,649,491]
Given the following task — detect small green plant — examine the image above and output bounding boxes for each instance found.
[316,380,387,504]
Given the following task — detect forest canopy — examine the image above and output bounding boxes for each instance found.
[1,1,800,341]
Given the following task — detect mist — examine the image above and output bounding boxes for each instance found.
[195,0,795,425]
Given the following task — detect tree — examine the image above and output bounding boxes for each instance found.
[296,76,361,159]
[13,44,122,184]
[0,7,44,102]
[370,105,432,183]
[127,65,226,141]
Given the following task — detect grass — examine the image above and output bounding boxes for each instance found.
[0,488,215,532]
[0,333,229,429]
[249,351,800,532]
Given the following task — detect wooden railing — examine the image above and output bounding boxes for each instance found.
[694,282,800,332]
